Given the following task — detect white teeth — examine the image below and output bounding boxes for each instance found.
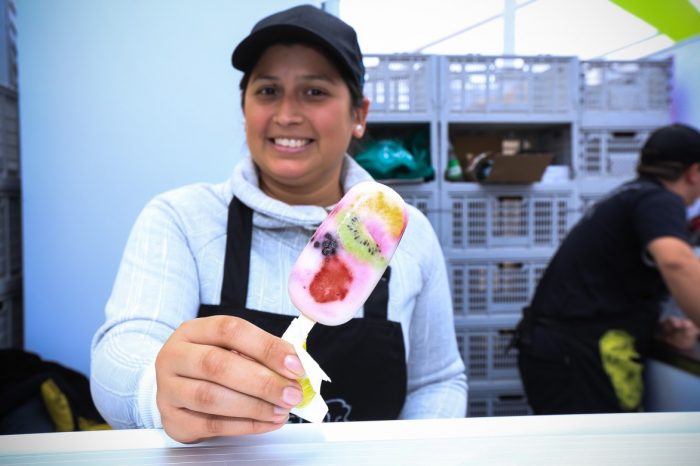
[274,138,309,148]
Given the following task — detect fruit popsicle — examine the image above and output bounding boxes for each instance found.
[288,180,409,327]
[281,181,408,423]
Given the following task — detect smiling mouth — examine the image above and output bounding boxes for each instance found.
[273,138,312,148]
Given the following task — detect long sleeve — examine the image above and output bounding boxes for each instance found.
[90,193,215,429]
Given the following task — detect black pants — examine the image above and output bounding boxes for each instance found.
[516,328,629,415]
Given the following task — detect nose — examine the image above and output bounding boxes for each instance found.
[273,94,303,126]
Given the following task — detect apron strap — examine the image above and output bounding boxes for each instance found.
[363,267,391,320]
[220,197,252,309]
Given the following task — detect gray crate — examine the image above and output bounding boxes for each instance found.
[579,192,604,213]
[0,288,22,348]
[468,388,531,417]
[0,86,19,182]
[444,55,576,115]
[456,324,520,383]
[579,128,651,178]
[0,191,21,281]
[449,256,546,317]
[363,54,436,116]
[443,186,574,249]
[571,178,627,226]
[581,59,671,113]
[390,183,440,237]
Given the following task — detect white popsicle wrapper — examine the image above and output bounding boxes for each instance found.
[281,315,331,423]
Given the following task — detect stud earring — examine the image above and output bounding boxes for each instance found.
[356,124,363,131]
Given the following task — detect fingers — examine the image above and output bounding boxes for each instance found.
[159,322,305,409]
[180,316,306,380]
[155,315,308,442]
[661,316,698,332]
[158,375,292,423]
[161,406,285,444]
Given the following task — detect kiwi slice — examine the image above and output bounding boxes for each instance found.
[337,213,387,266]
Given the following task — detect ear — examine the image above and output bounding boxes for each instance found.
[688,163,700,184]
[352,97,370,139]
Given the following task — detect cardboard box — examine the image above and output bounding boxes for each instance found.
[450,134,553,183]
[451,134,502,159]
[482,153,554,184]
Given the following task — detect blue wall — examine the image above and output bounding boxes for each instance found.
[17,0,305,376]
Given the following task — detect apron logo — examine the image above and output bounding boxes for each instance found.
[287,398,353,423]
[324,398,352,422]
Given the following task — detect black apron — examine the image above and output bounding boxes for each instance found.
[199,198,407,422]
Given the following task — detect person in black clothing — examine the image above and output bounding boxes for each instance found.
[515,123,700,414]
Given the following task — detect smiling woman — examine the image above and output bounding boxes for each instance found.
[241,43,368,206]
[90,4,466,444]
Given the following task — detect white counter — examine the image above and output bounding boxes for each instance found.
[1,412,699,465]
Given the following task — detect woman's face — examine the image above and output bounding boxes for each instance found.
[243,43,368,204]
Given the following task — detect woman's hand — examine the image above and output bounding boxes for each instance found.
[657,316,700,351]
[155,315,306,443]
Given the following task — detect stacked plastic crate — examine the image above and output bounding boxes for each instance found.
[361,54,441,234]
[0,0,20,349]
[577,59,673,207]
[360,53,673,417]
[439,55,579,416]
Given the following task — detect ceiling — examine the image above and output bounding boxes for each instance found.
[339,0,700,59]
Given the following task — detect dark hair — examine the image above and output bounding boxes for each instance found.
[636,123,700,181]
[636,160,690,181]
[238,41,364,112]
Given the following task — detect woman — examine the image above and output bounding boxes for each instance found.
[91,5,466,443]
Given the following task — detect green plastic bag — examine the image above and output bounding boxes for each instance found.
[354,130,434,181]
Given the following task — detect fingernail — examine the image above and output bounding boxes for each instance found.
[282,386,303,406]
[273,414,290,424]
[284,355,305,376]
[273,405,289,415]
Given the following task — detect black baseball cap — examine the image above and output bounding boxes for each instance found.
[641,123,700,165]
[231,5,365,88]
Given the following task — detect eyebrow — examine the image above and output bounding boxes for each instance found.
[251,73,339,84]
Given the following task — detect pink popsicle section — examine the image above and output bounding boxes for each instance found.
[288,181,409,326]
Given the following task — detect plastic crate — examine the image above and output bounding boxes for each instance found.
[390,184,440,236]
[0,87,20,181]
[444,187,574,249]
[0,288,22,349]
[580,192,603,211]
[363,54,435,115]
[0,191,21,281]
[579,128,651,178]
[468,389,531,417]
[456,324,520,383]
[3,2,18,90]
[449,256,547,316]
[444,56,576,115]
[581,60,671,113]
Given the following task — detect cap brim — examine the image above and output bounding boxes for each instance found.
[231,25,352,80]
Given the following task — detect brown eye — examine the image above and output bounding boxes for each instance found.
[305,88,326,97]
[255,85,278,97]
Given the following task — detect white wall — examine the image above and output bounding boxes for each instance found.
[17,0,308,376]
[648,35,700,127]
